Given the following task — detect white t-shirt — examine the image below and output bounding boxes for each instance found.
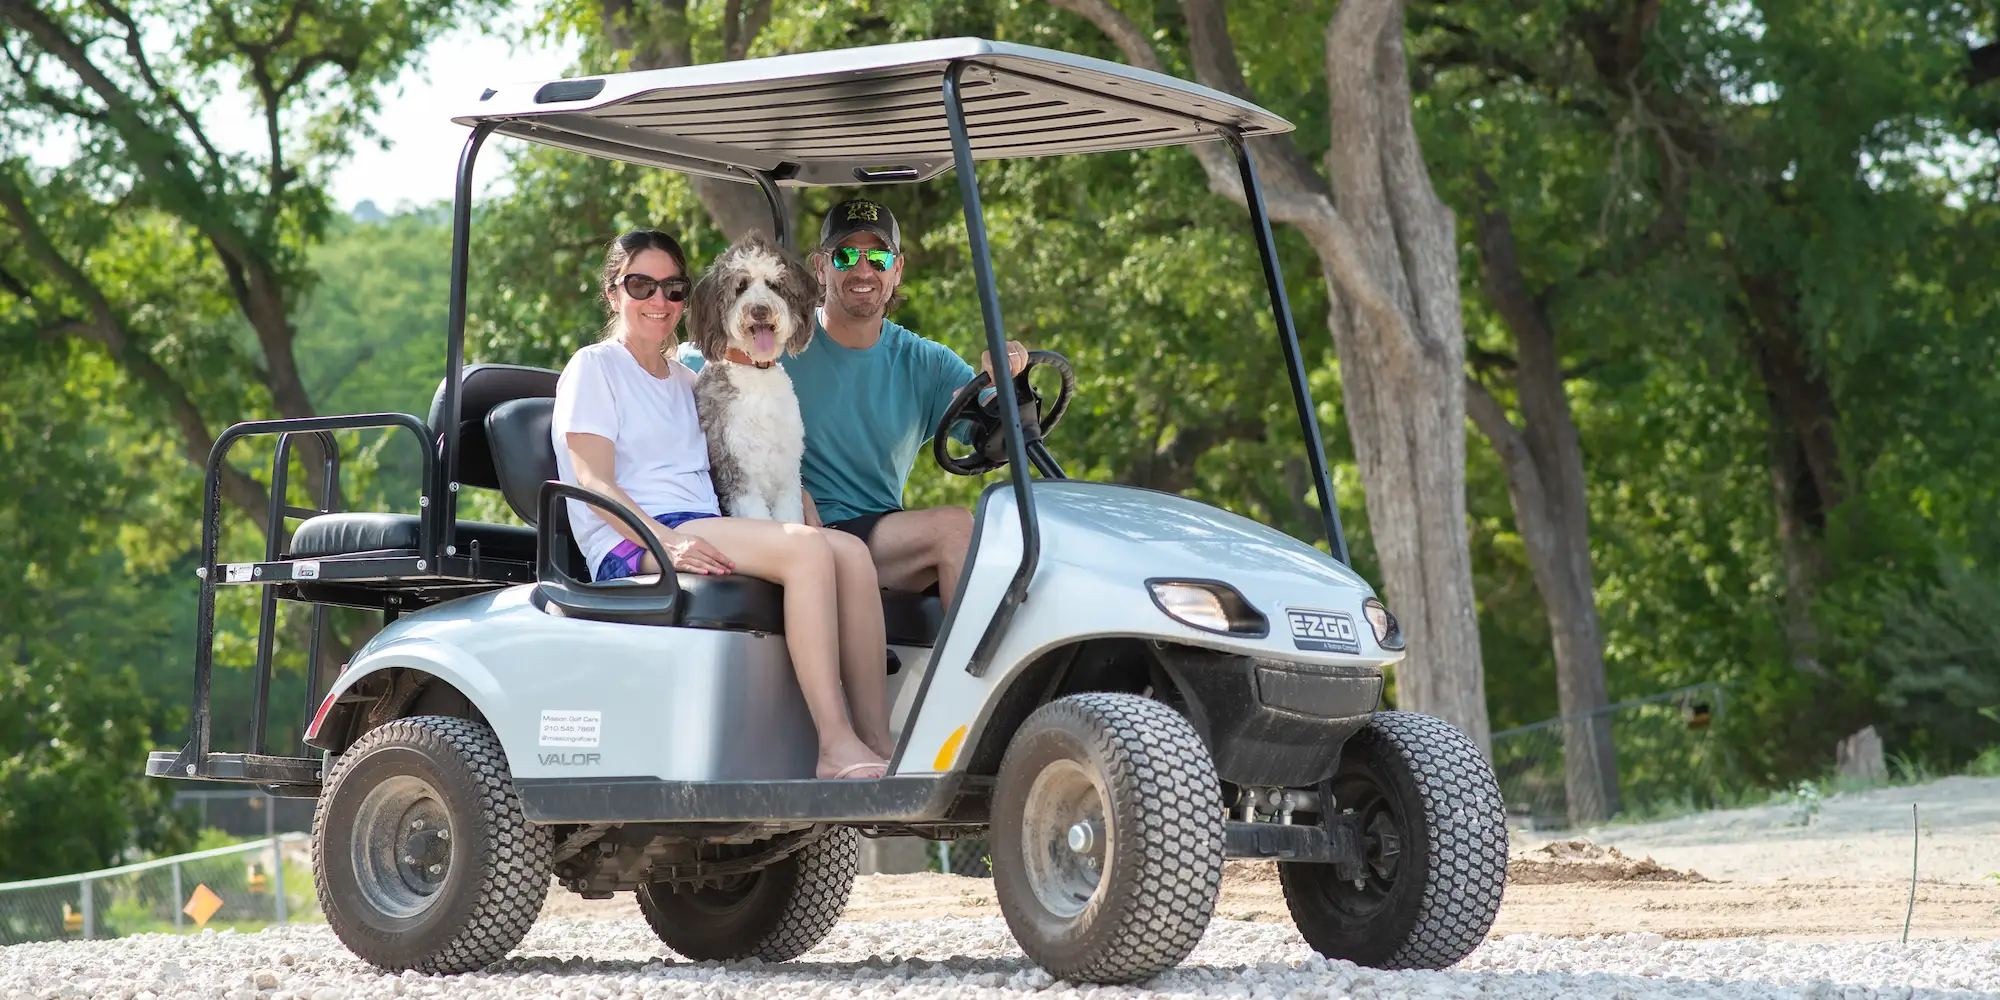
[551,340,720,577]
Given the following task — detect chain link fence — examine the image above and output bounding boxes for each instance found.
[0,834,316,945]
[932,836,992,876]
[1492,682,1728,831]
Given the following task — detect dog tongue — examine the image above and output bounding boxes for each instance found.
[754,330,776,354]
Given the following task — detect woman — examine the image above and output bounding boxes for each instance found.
[552,229,893,780]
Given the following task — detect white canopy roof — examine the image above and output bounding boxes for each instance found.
[453,37,1293,186]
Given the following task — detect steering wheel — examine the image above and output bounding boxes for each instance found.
[932,349,1076,476]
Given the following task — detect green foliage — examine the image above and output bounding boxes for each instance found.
[7,0,2000,880]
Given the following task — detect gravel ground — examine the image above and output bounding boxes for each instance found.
[12,777,1999,996]
[1520,775,2000,883]
[6,918,1999,999]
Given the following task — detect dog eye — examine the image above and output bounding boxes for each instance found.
[736,279,750,295]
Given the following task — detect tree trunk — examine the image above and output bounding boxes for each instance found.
[1316,0,1490,751]
[1738,269,1843,679]
[1054,0,1493,751]
[1466,202,1618,823]
[599,0,789,243]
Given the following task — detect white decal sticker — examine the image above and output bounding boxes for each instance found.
[292,560,321,581]
[540,710,602,748]
[224,564,254,583]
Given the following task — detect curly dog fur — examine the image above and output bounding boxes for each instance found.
[685,233,820,523]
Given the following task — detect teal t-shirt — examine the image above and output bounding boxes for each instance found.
[679,317,975,525]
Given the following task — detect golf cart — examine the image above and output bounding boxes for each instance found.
[142,38,1506,983]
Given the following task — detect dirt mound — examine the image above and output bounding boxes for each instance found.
[1222,860,1281,886]
[1509,839,1707,885]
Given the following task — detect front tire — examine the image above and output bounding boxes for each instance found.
[313,716,552,973]
[635,826,858,962]
[1280,711,1507,969]
[991,693,1224,984]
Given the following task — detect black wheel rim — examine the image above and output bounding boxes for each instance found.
[1322,766,1406,920]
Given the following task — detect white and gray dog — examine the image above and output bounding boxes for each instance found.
[686,234,820,523]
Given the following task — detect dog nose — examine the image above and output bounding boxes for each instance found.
[748,303,772,322]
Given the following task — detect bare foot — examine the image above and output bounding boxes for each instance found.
[817,737,888,780]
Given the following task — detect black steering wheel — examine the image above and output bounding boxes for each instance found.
[932,349,1076,477]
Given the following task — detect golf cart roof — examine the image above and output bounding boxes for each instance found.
[453,37,1293,186]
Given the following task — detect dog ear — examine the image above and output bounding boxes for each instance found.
[685,249,735,362]
[777,243,821,356]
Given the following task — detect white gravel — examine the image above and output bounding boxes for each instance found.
[6,917,1998,999]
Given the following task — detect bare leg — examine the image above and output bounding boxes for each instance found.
[676,518,885,778]
[824,528,892,759]
[861,506,976,607]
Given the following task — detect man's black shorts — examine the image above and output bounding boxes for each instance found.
[825,510,900,545]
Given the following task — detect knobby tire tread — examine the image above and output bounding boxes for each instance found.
[312,715,552,974]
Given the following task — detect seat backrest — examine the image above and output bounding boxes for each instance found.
[485,396,559,526]
[430,364,560,490]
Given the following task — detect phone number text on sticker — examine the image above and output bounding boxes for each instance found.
[539,710,602,748]
[1287,608,1361,654]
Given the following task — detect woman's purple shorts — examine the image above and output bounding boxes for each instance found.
[595,511,719,581]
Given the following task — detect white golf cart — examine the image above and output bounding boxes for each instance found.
[143,38,1506,984]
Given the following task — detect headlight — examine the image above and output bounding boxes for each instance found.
[1364,597,1404,650]
[1146,580,1268,637]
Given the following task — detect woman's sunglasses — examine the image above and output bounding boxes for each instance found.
[619,272,691,302]
[828,247,897,272]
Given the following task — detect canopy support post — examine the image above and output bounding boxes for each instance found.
[750,170,792,252]
[944,60,1039,677]
[438,123,496,560]
[1225,131,1349,564]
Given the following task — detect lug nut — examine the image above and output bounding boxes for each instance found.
[403,855,416,865]
[410,819,423,830]
[436,829,448,842]
[428,864,443,876]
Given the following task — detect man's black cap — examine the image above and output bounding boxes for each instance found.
[819,198,901,252]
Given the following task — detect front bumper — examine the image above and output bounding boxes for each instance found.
[1153,645,1382,787]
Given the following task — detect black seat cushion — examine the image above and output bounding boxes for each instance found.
[486,396,559,524]
[884,591,944,647]
[290,513,538,563]
[430,364,560,492]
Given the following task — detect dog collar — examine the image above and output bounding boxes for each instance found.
[724,348,777,369]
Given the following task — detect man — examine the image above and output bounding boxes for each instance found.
[682,198,1026,607]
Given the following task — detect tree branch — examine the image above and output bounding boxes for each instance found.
[1465,374,1539,496]
[1471,167,1557,349]
[1042,0,1428,375]
[0,168,272,523]
[91,0,226,177]
[0,262,31,301]
[0,0,254,262]
[1,41,107,123]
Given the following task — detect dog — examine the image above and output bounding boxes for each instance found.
[686,234,820,524]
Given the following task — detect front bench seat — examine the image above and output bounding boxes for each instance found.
[485,396,944,646]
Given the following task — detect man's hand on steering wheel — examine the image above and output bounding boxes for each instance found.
[980,340,1030,379]
[932,348,1075,477]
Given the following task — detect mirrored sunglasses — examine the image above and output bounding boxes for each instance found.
[620,273,690,302]
[829,246,897,272]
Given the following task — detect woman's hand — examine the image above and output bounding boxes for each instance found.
[656,527,735,575]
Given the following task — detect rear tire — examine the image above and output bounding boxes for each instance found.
[313,716,551,973]
[635,826,858,962]
[991,693,1224,984]
[1280,711,1507,969]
